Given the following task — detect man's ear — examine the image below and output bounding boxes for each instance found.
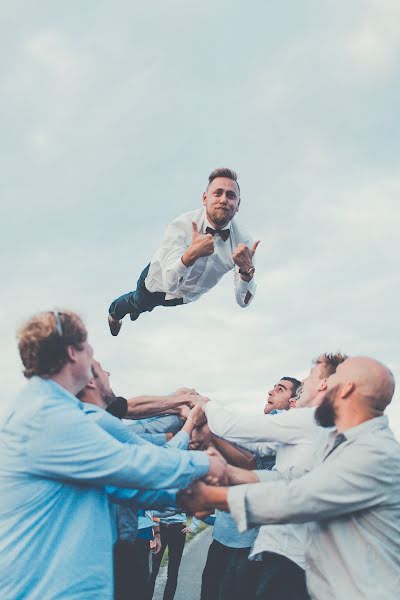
[236,197,241,212]
[340,382,354,399]
[202,191,207,206]
[86,379,97,391]
[317,378,328,392]
[66,345,78,363]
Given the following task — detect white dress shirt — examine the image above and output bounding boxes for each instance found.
[145,207,256,306]
[205,403,326,568]
[228,416,400,600]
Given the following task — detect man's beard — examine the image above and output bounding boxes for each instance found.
[208,207,233,228]
[315,386,338,428]
[100,384,117,408]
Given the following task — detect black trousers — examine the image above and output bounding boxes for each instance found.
[114,538,150,600]
[218,547,262,600]
[254,552,309,600]
[200,540,242,600]
[148,523,186,600]
[109,264,183,321]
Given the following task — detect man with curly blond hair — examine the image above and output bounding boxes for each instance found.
[0,310,226,600]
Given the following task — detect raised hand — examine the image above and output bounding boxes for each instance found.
[182,222,215,267]
[232,240,260,273]
[187,404,208,428]
[204,446,228,486]
[173,387,200,396]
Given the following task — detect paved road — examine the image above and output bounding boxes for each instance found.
[153,526,212,600]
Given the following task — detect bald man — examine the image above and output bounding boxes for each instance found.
[180,357,400,600]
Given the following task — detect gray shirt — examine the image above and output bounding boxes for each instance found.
[228,416,400,600]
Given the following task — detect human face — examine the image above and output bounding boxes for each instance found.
[189,424,212,450]
[91,359,116,407]
[73,340,94,390]
[297,363,326,407]
[202,177,240,228]
[264,379,294,413]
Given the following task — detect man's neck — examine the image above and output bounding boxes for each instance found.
[335,410,375,433]
[80,392,106,410]
[51,371,84,397]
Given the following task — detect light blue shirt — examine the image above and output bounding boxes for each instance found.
[0,377,209,600]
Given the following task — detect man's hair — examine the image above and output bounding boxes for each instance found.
[208,167,240,194]
[280,376,302,397]
[18,310,87,379]
[313,353,349,378]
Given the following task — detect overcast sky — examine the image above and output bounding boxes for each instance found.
[1,1,399,437]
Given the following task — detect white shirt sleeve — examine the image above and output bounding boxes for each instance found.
[156,219,195,294]
[205,402,316,446]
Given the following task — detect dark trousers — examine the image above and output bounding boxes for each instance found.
[254,552,309,600]
[148,523,186,600]
[114,538,150,600]
[200,539,238,600]
[109,264,183,321]
[219,547,261,600]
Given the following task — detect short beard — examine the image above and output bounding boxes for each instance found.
[315,386,338,428]
[100,385,117,408]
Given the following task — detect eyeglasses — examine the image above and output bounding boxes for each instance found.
[52,310,63,337]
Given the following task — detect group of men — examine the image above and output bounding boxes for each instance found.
[0,309,398,600]
[0,168,399,600]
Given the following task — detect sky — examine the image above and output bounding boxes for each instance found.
[1,1,399,437]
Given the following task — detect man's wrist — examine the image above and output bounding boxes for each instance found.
[238,266,255,280]
[181,247,197,268]
[208,486,229,511]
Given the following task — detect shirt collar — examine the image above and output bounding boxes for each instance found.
[31,376,81,407]
[328,415,389,443]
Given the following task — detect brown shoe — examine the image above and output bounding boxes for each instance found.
[108,315,122,336]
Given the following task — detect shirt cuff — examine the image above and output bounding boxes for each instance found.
[237,274,256,295]
[228,485,252,533]
[168,431,190,450]
[171,257,194,283]
[254,470,283,483]
[190,450,210,479]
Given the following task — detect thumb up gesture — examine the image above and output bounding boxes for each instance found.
[182,222,215,267]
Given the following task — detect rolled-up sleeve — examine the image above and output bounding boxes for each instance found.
[228,442,394,530]
[157,221,195,294]
[234,268,257,307]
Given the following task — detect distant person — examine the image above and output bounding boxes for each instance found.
[147,513,202,600]
[108,168,259,335]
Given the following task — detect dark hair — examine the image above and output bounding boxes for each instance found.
[280,376,302,398]
[208,167,240,194]
[18,310,87,378]
[313,353,349,378]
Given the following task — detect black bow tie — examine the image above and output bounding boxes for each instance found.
[205,226,230,242]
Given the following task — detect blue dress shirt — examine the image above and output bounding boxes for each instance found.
[0,377,209,600]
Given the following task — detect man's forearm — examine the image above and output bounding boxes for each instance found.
[212,435,256,469]
[126,395,188,418]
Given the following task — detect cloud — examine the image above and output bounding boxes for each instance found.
[0,1,399,443]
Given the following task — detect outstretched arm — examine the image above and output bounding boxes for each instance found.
[232,240,259,307]
[126,390,202,418]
